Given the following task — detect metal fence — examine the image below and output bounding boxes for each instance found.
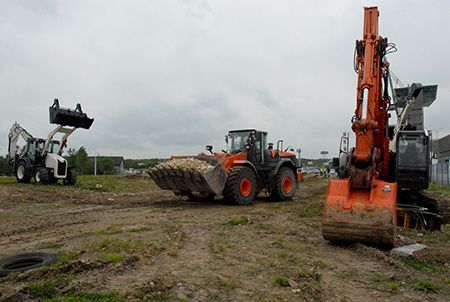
[431,162,450,187]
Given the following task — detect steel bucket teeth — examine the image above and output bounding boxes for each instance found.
[147,158,226,195]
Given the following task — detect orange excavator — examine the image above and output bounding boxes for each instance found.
[322,7,440,248]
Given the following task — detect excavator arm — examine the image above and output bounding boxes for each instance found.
[323,7,397,248]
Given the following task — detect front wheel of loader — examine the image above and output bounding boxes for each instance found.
[223,166,256,205]
[35,168,50,184]
[63,168,77,185]
[15,162,31,183]
[271,167,296,201]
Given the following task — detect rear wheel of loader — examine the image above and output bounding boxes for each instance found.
[187,192,216,202]
[35,168,49,184]
[271,167,296,201]
[63,168,77,185]
[15,162,31,183]
[223,166,256,205]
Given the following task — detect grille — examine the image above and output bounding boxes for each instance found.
[57,161,67,176]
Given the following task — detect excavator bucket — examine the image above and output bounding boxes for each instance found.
[49,99,94,129]
[147,157,227,196]
[322,179,397,248]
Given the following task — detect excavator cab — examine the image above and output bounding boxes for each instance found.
[396,130,431,190]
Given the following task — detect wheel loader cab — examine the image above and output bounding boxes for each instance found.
[227,129,267,164]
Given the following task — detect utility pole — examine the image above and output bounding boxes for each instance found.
[94,154,98,176]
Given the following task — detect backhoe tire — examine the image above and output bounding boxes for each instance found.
[63,168,77,185]
[15,162,31,183]
[223,166,256,205]
[271,167,296,201]
[48,175,58,184]
[35,168,50,184]
[187,192,216,202]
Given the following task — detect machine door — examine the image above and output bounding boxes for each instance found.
[253,132,265,164]
[396,131,430,190]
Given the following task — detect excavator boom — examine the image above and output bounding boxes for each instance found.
[323,7,396,248]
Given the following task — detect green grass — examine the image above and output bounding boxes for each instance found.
[371,274,387,285]
[0,177,17,184]
[226,216,249,226]
[388,281,400,292]
[298,205,322,218]
[25,276,73,299]
[0,175,154,194]
[98,238,131,253]
[43,292,124,302]
[413,279,441,293]
[404,258,438,273]
[428,182,450,195]
[102,253,126,263]
[272,276,290,287]
[222,281,235,290]
[55,251,79,266]
[74,175,154,193]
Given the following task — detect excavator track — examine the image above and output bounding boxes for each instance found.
[397,190,448,230]
[147,158,227,196]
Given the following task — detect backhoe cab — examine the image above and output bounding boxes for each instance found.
[148,129,303,205]
[7,99,94,185]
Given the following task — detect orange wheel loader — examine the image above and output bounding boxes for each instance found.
[148,129,303,205]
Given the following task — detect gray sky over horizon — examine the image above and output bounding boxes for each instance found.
[1,0,449,159]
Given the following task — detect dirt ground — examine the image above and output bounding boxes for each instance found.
[0,175,449,302]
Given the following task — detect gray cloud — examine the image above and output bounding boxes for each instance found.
[1,0,449,159]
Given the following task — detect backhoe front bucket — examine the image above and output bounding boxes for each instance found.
[322,179,397,248]
[147,157,227,196]
[49,99,94,129]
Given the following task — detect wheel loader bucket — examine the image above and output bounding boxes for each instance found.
[147,157,227,196]
[49,99,94,129]
[322,179,397,248]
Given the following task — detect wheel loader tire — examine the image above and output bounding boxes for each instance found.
[271,167,296,201]
[223,166,256,205]
[187,192,216,202]
[63,168,77,185]
[15,162,31,183]
[34,168,50,184]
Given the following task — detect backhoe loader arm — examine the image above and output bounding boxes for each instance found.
[7,122,33,162]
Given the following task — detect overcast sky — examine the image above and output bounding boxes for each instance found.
[1,0,449,159]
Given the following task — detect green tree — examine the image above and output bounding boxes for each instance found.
[97,157,115,175]
[0,156,10,176]
[65,146,90,175]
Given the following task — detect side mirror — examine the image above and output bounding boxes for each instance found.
[206,145,213,154]
[225,135,228,144]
